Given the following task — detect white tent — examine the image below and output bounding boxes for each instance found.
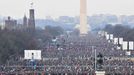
[24,50,41,60]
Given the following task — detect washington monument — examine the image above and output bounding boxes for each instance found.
[80,0,88,35]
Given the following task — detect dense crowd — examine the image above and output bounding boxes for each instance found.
[1,33,134,75]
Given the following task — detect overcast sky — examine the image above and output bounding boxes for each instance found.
[0,0,134,19]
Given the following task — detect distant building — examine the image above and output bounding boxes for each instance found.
[23,15,28,29]
[5,16,17,30]
[0,22,5,30]
[3,8,36,31]
[17,24,23,30]
[28,9,35,31]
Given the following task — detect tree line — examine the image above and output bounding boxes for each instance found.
[0,26,64,64]
[104,24,134,41]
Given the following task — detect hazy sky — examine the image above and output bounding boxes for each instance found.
[0,0,134,19]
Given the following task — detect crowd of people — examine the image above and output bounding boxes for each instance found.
[1,32,134,75]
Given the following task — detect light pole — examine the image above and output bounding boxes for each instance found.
[95,49,97,71]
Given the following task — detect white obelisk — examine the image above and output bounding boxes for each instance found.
[80,0,88,35]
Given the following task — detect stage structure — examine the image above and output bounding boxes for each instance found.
[24,50,41,60]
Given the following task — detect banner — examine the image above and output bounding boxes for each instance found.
[110,34,114,40]
[123,41,128,50]
[106,34,110,40]
[114,38,118,44]
[119,38,123,45]
[129,41,134,50]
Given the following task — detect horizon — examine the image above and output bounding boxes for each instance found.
[0,0,134,19]
[1,14,134,20]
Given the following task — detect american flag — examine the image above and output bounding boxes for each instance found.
[31,2,33,5]
[30,2,34,7]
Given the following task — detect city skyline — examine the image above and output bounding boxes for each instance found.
[0,0,134,19]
